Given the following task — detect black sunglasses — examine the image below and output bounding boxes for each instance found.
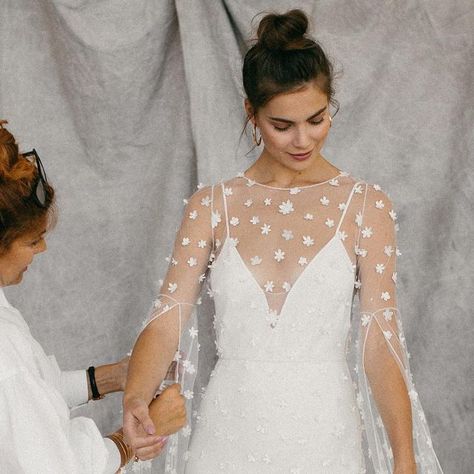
[21,149,48,208]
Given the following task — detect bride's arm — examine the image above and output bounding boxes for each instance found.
[123,186,216,457]
[356,184,416,472]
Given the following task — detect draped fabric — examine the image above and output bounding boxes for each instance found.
[1,1,472,472]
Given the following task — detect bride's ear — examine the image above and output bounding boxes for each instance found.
[244,99,256,126]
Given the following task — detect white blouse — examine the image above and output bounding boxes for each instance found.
[0,288,120,473]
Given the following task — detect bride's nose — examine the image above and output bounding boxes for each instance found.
[292,126,311,149]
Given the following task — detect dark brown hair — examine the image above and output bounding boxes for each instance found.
[243,9,338,114]
[0,121,55,254]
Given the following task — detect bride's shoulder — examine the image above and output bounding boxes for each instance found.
[184,176,244,207]
[340,172,391,198]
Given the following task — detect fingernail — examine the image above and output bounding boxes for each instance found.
[146,426,156,435]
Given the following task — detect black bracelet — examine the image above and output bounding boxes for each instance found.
[87,366,103,400]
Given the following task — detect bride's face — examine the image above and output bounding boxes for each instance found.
[249,81,331,171]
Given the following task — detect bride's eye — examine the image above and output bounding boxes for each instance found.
[309,118,324,126]
[272,124,291,132]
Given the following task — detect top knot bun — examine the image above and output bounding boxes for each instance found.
[257,9,310,51]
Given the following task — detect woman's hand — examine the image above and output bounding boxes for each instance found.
[123,384,186,461]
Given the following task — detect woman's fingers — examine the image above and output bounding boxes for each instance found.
[134,436,168,461]
[123,398,160,450]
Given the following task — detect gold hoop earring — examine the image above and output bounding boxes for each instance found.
[329,115,333,127]
[252,123,262,146]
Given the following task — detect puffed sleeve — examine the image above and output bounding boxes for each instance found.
[0,357,118,473]
[353,183,443,473]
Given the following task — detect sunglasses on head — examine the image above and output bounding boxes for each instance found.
[21,149,48,208]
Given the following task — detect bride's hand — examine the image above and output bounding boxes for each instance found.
[124,384,186,461]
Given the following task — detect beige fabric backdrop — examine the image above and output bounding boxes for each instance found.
[1,0,472,472]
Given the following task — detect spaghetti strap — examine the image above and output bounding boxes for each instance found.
[335,181,363,233]
[220,182,230,238]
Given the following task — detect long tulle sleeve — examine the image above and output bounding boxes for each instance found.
[128,185,218,474]
[352,184,443,473]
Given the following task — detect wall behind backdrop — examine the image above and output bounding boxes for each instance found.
[1,0,473,472]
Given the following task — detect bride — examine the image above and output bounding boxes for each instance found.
[123,9,443,474]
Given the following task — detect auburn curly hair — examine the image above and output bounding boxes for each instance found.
[0,120,56,254]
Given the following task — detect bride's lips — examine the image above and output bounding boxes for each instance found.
[288,150,313,161]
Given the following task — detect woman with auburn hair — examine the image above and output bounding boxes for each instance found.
[123,10,443,474]
[0,120,186,473]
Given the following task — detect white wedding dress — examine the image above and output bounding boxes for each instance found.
[135,171,443,474]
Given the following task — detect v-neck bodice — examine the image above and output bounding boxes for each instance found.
[209,231,355,361]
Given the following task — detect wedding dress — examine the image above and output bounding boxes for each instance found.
[134,171,443,474]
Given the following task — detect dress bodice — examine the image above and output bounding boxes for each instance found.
[210,227,355,362]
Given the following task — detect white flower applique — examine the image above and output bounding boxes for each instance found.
[354,184,363,194]
[338,230,348,241]
[355,212,363,227]
[224,187,233,196]
[298,257,308,266]
[329,178,339,186]
[302,235,314,247]
[361,314,371,327]
[264,197,272,206]
[229,237,239,247]
[375,200,385,209]
[264,281,275,293]
[201,195,211,207]
[289,187,301,195]
[168,282,178,294]
[325,218,335,228]
[389,209,397,221]
[244,199,253,207]
[250,256,262,266]
[182,237,191,246]
[384,245,394,256]
[383,309,394,321]
[373,184,382,191]
[338,202,346,211]
[375,263,385,274]
[183,390,194,400]
[187,257,198,267]
[189,327,198,338]
[189,210,198,219]
[261,223,271,235]
[304,213,314,220]
[381,291,391,301]
[279,199,294,215]
[320,196,330,206]
[211,210,221,229]
[230,216,240,226]
[274,249,285,262]
[198,240,207,248]
[250,216,260,225]
[361,226,373,238]
[282,229,294,240]
[392,272,398,284]
[282,281,292,292]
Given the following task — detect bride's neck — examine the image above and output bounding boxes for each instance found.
[246,151,338,188]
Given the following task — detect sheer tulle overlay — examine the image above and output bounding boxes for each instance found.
[128,172,442,473]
